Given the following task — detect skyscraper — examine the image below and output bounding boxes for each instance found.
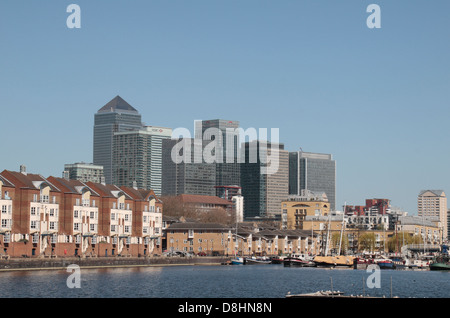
[162,138,216,196]
[418,190,448,241]
[113,126,172,196]
[240,141,289,219]
[289,151,336,211]
[196,119,241,191]
[93,96,143,184]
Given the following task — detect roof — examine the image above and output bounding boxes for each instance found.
[0,174,15,188]
[97,95,139,114]
[178,194,232,206]
[120,186,161,203]
[47,177,99,196]
[167,222,232,230]
[398,216,438,227]
[85,182,131,199]
[1,170,60,192]
[418,190,445,197]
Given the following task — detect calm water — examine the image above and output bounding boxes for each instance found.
[0,264,448,298]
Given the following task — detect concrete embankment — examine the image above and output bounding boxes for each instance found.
[0,256,231,271]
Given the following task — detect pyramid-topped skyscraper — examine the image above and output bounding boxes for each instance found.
[93,96,143,184]
[97,95,140,114]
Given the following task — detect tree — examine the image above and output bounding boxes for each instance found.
[358,233,377,253]
[331,232,349,254]
[387,232,423,253]
[160,195,234,225]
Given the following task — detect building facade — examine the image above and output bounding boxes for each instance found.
[281,190,330,230]
[196,119,241,191]
[418,190,447,241]
[113,125,172,196]
[162,138,216,196]
[63,162,104,183]
[240,141,289,219]
[93,95,143,184]
[0,167,163,258]
[289,151,336,211]
[165,222,317,256]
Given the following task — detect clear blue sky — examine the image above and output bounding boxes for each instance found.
[1,1,449,215]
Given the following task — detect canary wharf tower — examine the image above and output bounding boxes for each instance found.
[93,96,143,184]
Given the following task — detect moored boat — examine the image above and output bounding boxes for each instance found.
[245,256,272,265]
[231,257,244,265]
[271,256,286,264]
[284,253,316,267]
[376,259,395,269]
[430,254,450,271]
[313,255,354,268]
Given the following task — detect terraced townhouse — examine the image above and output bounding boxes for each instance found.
[0,167,163,258]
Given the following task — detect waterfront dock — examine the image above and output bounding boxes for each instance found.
[0,256,231,271]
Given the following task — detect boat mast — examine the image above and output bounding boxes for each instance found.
[338,203,346,256]
[324,212,331,256]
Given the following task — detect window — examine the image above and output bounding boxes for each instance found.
[111,213,115,221]
[1,205,6,214]
[74,210,79,218]
[50,222,56,230]
[31,207,37,215]
[31,220,38,229]
[74,223,80,231]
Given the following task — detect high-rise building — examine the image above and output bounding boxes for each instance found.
[240,141,289,219]
[63,162,104,183]
[93,96,143,184]
[162,138,216,196]
[289,151,336,211]
[418,190,448,241]
[195,119,241,192]
[113,126,172,196]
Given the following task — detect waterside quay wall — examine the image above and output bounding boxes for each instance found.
[0,256,231,271]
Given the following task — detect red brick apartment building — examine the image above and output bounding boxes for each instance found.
[0,168,163,258]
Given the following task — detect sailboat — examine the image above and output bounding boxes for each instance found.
[230,222,244,265]
[313,212,354,268]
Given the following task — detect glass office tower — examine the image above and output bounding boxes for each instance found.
[289,151,336,211]
[240,141,289,219]
[113,126,172,196]
[161,138,216,196]
[93,96,143,184]
[196,119,241,191]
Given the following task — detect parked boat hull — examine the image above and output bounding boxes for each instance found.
[313,256,354,268]
[430,263,450,270]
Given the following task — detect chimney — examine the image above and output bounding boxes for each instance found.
[132,181,138,190]
[20,165,27,175]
